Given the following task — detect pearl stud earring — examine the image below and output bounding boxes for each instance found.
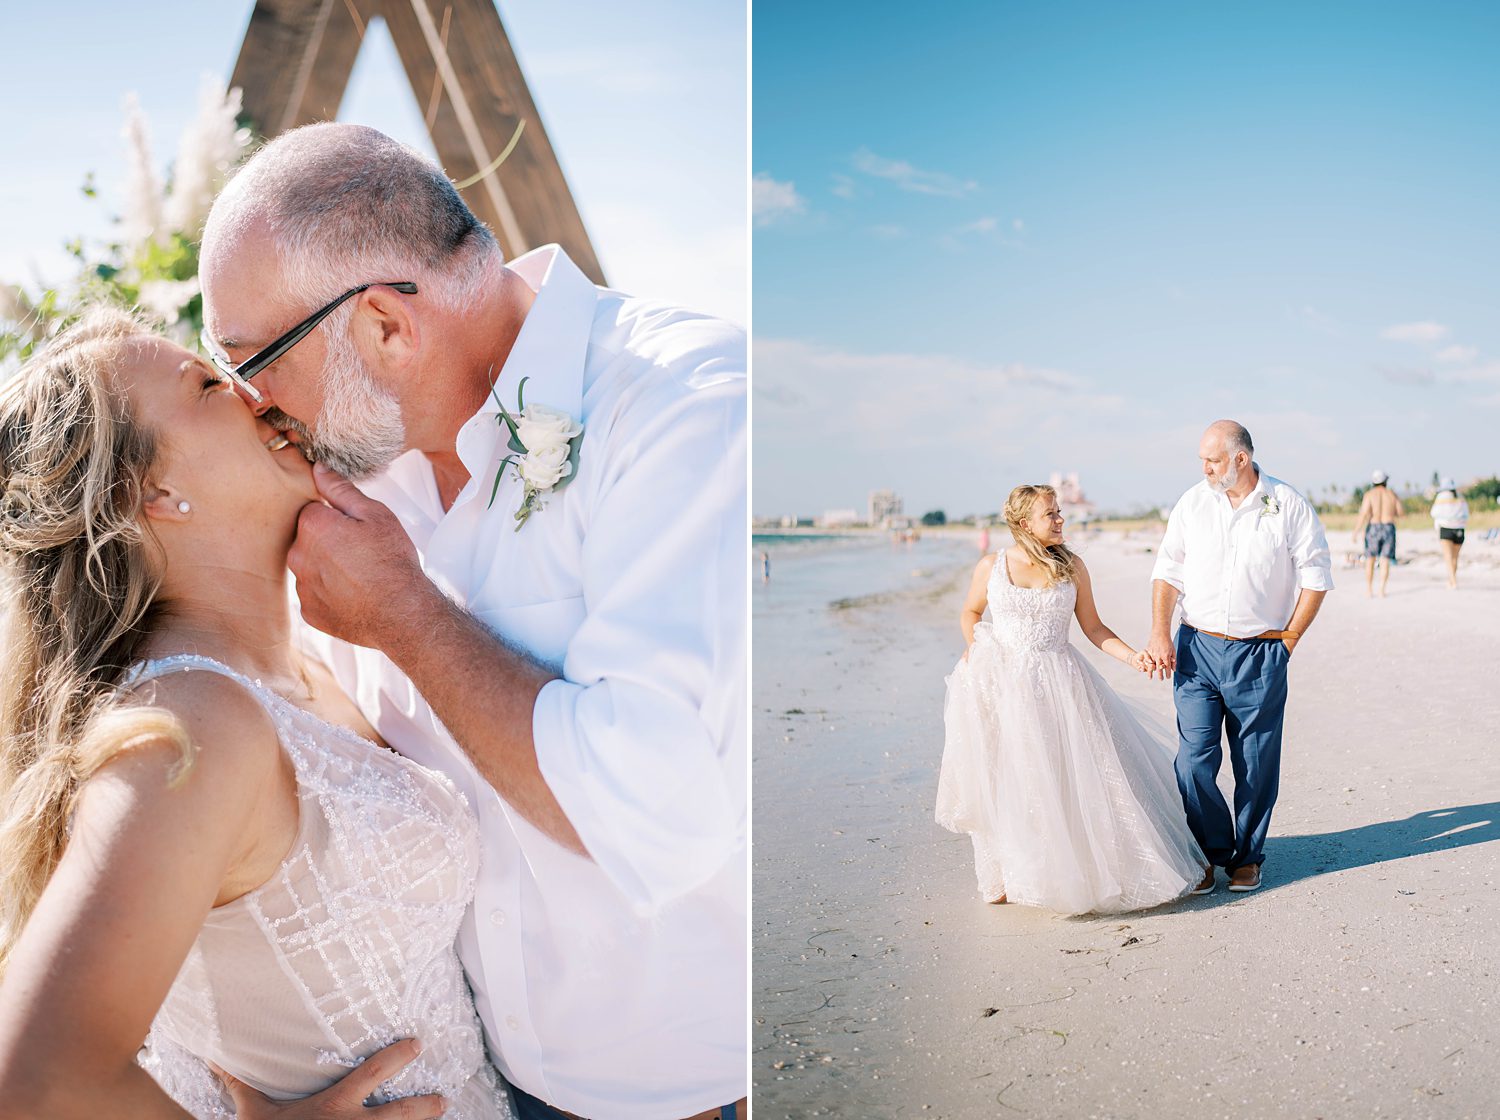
[177,501,191,514]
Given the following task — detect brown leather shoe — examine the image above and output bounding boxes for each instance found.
[1228,864,1262,892]
[1190,867,1215,895]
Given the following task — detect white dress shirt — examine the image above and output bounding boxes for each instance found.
[1151,467,1334,637]
[300,246,746,1119]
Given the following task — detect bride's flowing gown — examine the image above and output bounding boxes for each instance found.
[127,654,514,1119]
[937,555,1204,915]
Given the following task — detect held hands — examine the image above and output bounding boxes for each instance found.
[212,1039,447,1119]
[1140,632,1177,681]
[289,465,437,651]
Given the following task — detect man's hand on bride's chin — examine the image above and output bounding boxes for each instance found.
[288,463,434,650]
[211,1039,446,1119]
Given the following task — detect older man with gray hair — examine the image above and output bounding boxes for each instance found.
[1144,421,1333,895]
[197,123,746,1120]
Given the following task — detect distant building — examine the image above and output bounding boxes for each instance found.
[778,515,815,529]
[868,489,903,528]
[1049,471,1097,523]
[819,509,860,528]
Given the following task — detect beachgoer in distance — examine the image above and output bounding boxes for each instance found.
[1353,470,1401,598]
[1431,479,1469,590]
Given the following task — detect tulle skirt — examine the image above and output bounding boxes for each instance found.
[937,626,1205,915]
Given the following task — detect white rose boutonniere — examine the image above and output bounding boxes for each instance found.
[487,375,583,530]
[1259,494,1281,518]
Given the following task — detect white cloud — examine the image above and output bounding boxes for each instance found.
[850,148,978,197]
[753,338,1091,472]
[1012,218,1025,233]
[1380,321,1449,343]
[830,173,856,199]
[869,224,906,239]
[1448,360,1500,384]
[1436,344,1478,363]
[960,216,998,234]
[752,174,806,226]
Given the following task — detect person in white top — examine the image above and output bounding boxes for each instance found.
[197,124,746,1120]
[1144,421,1334,894]
[1430,478,1469,590]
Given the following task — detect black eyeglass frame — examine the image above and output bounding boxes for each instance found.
[200,281,418,400]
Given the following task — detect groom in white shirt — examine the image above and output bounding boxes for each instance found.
[198,124,745,1120]
[1145,421,1333,895]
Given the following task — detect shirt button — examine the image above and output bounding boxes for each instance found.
[489,909,507,927]
[506,1015,521,1031]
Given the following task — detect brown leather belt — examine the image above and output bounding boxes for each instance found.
[1185,624,1295,642]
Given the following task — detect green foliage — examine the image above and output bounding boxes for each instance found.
[1316,476,1500,515]
[0,82,251,375]
[921,509,947,526]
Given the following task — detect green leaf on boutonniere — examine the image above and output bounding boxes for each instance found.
[516,375,528,413]
[487,455,518,510]
[558,424,582,492]
[488,380,529,456]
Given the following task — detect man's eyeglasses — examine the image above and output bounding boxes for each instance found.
[200,281,418,402]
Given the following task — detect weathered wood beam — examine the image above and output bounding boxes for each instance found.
[230,0,368,135]
[371,0,604,283]
[230,0,604,284]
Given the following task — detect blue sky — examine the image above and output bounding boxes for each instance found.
[0,1,745,323]
[753,1,1500,517]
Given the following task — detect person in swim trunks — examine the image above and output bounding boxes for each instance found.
[1353,470,1402,598]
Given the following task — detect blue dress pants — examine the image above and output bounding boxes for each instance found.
[511,1085,738,1120]
[1173,625,1290,871]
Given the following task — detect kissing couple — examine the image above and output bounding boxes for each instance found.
[937,420,1334,915]
[0,124,746,1120]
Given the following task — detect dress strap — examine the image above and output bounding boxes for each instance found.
[124,654,272,709]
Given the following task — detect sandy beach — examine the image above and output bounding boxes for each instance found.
[753,524,1500,1119]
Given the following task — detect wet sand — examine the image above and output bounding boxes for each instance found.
[753,528,1500,1119]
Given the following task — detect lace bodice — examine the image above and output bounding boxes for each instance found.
[984,551,1077,654]
[128,654,513,1119]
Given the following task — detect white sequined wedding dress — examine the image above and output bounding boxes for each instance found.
[127,654,514,1119]
[936,554,1205,915]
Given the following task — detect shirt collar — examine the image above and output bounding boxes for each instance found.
[1223,463,1268,514]
[456,244,597,478]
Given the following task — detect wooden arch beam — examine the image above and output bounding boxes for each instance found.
[229,0,605,284]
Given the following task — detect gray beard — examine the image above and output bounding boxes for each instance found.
[1208,462,1240,494]
[265,324,406,480]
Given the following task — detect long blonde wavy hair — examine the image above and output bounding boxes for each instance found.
[1003,484,1079,588]
[0,308,190,978]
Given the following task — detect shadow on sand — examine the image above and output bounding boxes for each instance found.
[1258,802,1500,893]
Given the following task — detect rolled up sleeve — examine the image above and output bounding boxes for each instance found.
[1287,495,1335,592]
[1151,501,1188,590]
[532,372,746,915]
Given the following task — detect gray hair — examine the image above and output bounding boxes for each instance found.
[203,122,500,314]
[1211,419,1254,460]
